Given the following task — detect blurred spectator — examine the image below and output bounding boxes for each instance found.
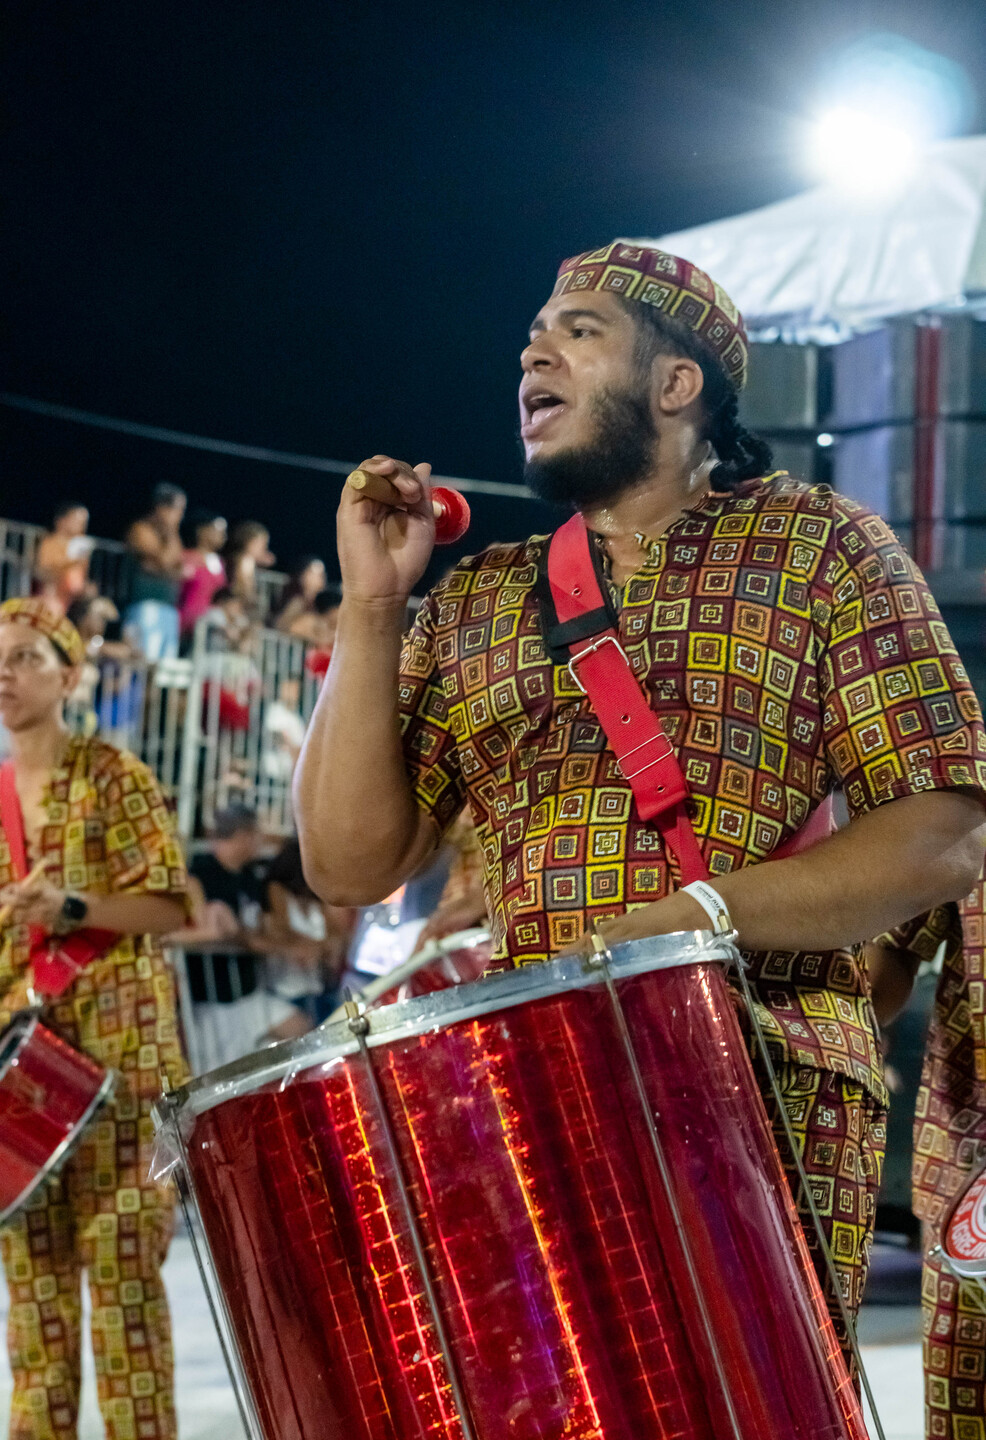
[263,676,307,782]
[179,508,227,641]
[199,587,261,733]
[66,595,143,736]
[176,804,308,1068]
[274,555,327,635]
[204,586,255,652]
[66,595,134,662]
[263,837,354,1023]
[302,593,341,678]
[34,502,95,612]
[124,483,187,660]
[224,521,275,608]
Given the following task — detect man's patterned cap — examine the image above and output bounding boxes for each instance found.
[0,598,85,666]
[554,241,749,390]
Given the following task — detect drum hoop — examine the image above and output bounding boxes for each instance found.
[0,1010,41,1078]
[168,929,736,1121]
[0,1067,116,1225]
[940,1153,986,1280]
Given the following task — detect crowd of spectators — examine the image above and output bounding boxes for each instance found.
[12,484,487,1077]
[29,483,341,667]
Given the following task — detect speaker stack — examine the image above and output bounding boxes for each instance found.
[739,316,986,579]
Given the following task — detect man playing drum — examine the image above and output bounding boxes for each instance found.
[295,241,986,1368]
[0,599,187,1440]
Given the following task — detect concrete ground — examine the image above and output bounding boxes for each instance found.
[0,1233,926,1439]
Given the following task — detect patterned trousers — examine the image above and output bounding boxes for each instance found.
[1,1106,178,1440]
[923,1248,986,1439]
[756,1058,888,1376]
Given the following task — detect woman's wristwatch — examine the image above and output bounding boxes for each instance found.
[54,892,89,935]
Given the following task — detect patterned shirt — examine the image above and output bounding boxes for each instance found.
[895,897,986,1233]
[0,735,189,1094]
[398,475,986,1104]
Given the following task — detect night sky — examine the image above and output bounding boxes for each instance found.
[5,0,986,586]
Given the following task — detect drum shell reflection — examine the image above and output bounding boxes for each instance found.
[178,947,868,1440]
[0,1014,110,1221]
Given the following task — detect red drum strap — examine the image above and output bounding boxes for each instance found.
[0,760,46,956]
[546,514,709,885]
[0,760,116,998]
[545,515,836,887]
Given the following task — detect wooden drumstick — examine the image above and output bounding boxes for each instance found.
[347,468,437,514]
[346,469,471,544]
[0,857,50,930]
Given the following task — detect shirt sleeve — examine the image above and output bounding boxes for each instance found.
[94,747,189,899]
[398,588,466,834]
[871,904,958,960]
[819,502,986,819]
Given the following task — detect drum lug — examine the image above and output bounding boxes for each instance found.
[343,995,370,1036]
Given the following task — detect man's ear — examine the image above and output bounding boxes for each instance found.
[655,355,705,416]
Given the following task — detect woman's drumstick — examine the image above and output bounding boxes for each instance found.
[0,857,50,930]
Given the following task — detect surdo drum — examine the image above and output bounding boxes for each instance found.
[0,1010,115,1223]
[155,931,868,1440]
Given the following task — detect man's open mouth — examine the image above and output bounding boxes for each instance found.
[521,390,567,437]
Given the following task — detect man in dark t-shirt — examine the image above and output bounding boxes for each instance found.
[179,803,303,1066]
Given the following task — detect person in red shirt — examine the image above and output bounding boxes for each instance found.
[178,508,227,641]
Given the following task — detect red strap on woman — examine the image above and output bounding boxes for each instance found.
[0,760,116,999]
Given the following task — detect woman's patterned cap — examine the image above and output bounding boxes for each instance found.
[554,241,749,389]
[0,598,86,666]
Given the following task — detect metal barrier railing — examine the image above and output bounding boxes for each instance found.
[175,615,320,839]
[167,945,311,1076]
[0,517,44,602]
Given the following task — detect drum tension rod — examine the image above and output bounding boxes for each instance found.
[344,994,479,1440]
[732,955,888,1440]
[159,1092,266,1440]
[586,926,747,1440]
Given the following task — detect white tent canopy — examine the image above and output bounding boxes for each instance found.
[641,134,986,340]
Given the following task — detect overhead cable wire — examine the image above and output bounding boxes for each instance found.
[0,392,533,500]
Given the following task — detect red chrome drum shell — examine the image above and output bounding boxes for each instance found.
[942,1158,986,1282]
[173,941,868,1440]
[0,1012,113,1223]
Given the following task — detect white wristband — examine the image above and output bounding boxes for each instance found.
[682,881,734,937]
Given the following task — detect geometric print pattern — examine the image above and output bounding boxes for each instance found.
[1,1150,177,1440]
[399,475,986,1104]
[911,887,986,1234]
[897,882,986,1438]
[922,1249,986,1439]
[553,241,750,389]
[756,1058,887,1378]
[0,736,188,1439]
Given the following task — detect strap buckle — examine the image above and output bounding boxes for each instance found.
[567,634,629,694]
[617,730,675,779]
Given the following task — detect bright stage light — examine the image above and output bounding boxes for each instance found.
[806,33,973,195]
[808,106,919,193]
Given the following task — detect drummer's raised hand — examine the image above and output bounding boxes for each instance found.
[338,456,435,607]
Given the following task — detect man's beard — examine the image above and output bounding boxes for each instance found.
[522,384,657,509]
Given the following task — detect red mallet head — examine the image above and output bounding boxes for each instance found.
[431,487,471,545]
